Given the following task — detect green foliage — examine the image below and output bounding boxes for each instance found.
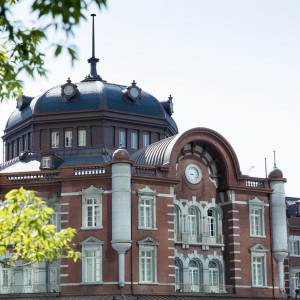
[0,0,106,102]
[0,187,81,265]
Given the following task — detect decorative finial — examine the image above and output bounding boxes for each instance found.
[273,151,276,168]
[67,77,71,83]
[168,94,172,101]
[85,14,102,81]
[132,80,137,86]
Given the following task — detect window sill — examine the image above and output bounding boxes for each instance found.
[81,281,103,285]
[252,285,268,289]
[138,281,158,285]
[250,235,266,238]
[81,226,103,230]
[138,227,157,231]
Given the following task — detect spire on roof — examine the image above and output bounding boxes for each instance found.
[84,14,103,82]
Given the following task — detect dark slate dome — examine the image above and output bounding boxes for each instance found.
[6,80,178,133]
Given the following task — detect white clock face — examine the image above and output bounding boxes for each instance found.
[64,85,74,96]
[185,164,202,184]
[129,87,139,98]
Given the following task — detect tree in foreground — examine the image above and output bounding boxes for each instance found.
[0,0,106,102]
[0,187,81,265]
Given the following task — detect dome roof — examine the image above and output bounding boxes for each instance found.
[5,80,178,133]
[268,166,283,179]
[113,147,130,162]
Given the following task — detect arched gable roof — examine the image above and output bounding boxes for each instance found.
[130,127,242,185]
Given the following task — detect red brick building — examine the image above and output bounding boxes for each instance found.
[0,33,290,299]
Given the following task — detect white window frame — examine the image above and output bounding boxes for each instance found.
[23,264,39,293]
[138,237,159,284]
[187,206,200,243]
[137,186,157,230]
[250,244,268,287]
[51,131,59,148]
[249,198,266,238]
[78,129,86,147]
[80,237,104,284]
[119,130,126,148]
[81,185,103,230]
[49,203,61,232]
[65,130,73,147]
[42,156,51,169]
[207,209,217,237]
[291,269,300,297]
[189,259,200,292]
[290,239,300,256]
[142,133,149,147]
[131,132,138,149]
[0,266,13,293]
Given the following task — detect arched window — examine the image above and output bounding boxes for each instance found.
[175,258,183,291]
[188,207,200,242]
[208,260,222,292]
[174,205,181,241]
[189,259,202,292]
[207,209,216,237]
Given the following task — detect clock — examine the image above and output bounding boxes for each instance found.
[61,78,77,101]
[185,164,202,184]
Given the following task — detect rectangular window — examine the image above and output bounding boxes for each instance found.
[24,135,28,151]
[18,139,22,155]
[51,132,59,148]
[291,240,300,255]
[1,269,10,287]
[42,157,51,169]
[24,266,39,292]
[142,133,149,147]
[250,208,262,236]
[249,199,266,238]
[139,198,153,228]
[78,129,86,147]
[119,130,126,148]
[50,212,61,232]
[82,196,102,229]
[252,256,263,286]
[65,130,72,147]
[85,250,100,282]
[81,240,103,284]
[131,132,138,149]
[13,142,17,157]
[86,198,100,227]
[140,250,153,282]
[292,272,300,297]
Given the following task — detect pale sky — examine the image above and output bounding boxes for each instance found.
[1,0,299,197]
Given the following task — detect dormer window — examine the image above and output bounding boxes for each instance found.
[42,157,51,169]
[40,151,55,170]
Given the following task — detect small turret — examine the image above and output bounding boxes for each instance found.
[111,147,132,287]
[268,156,288,292]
